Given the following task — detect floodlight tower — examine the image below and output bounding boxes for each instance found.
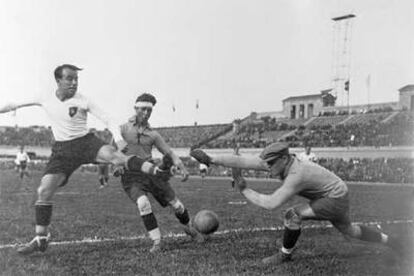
[331,14,356,107]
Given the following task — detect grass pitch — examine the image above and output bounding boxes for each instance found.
[0,170,413,275]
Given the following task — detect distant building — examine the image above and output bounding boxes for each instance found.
[399,85,414,111]
[252,84,413,121]
[282,89,336,119]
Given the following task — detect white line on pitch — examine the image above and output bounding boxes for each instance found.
[0,219,412,250]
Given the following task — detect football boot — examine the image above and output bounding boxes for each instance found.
[17,233,50,255]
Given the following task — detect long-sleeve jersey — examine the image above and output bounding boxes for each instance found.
[283,157,348,200]
[4,92,122,142]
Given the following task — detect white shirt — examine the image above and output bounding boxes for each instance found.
[6,92,122,142]
[199,163,208,171]
[297,152,317,162]
[15,151,30,164]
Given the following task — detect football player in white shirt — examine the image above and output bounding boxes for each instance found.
[15,145,31,179]
[0,64,171,255]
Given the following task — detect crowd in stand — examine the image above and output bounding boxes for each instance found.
[220,111,413,148]
[1,110,412,184]
[284,112,413,148]
[209,118,296,148]
[317,157,413,183]
[0,111,412,149]
[157,124,231,148]
[0,126,54,147]
[318,106,394,117]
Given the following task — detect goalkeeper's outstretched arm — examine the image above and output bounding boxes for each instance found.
[212,155,269,171]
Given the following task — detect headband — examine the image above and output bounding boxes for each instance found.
[134,101,154,108]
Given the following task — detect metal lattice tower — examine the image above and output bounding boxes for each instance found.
[331,14,356,107]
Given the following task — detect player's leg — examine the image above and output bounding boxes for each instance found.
[262,204,314,265]
[137,194,161,253]
[331,220,411,258]
[97,164,107,188]
[121,173,162,253]
[168,197,204,243]
[18,136,93,255]
[310,195,404,255]
[311,194,389,245]
[333,221,390,244]
[17,173,66,254]
[19,162,25,179]
[96,145,162,175]
[98,175,105,187]
[103,164,109,184]
[24,168,30,177]
[148,173,204,243]
[21,161,28,178]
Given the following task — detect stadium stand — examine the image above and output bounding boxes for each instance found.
[0,111,412,148]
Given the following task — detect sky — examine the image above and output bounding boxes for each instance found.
[0,0,413,129]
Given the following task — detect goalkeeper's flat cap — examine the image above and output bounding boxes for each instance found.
[259,142,289,163]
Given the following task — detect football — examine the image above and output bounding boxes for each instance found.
[193,209,219,235]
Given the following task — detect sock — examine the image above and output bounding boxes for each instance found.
[281,246,294,254]
[141,213,160,242]
[282,227,301,252]
[359,225,385,243]
[148,228,161,244]
[35,204,52,234]
[175,209,190,225]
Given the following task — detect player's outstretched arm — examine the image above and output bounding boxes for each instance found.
[241,184,296,210]
[232,168,296,210]
[213,155,269,171]
[0,101,40,114]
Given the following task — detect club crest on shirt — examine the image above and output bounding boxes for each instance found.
[69,107,78,117]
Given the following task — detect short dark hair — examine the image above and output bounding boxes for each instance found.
[135,93,157,106]
[54,64,83,80]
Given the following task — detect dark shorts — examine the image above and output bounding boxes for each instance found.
[18,161,27,170]
[121,171,176,207]
[98,164,110,177]
[44,133,106,182]
[309,193,351,229]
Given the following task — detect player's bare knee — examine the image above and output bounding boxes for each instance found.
[37,185,54,201]
[284,208,302,230]
[110,153,127,166]
[137,195,152,216]
[97,145,126,165]
[169,198,185,214]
